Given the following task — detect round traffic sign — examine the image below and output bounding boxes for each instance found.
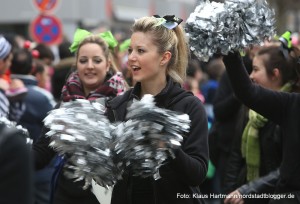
[29,14,63,45]
[32,0,59,12]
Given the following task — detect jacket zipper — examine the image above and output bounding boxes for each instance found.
[112,109,118,122]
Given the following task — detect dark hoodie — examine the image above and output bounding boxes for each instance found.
[52,57,75,101]
[223,52,300,202]
[0,122,34,204]
[106,77,209,204]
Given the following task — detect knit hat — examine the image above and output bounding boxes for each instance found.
[0,36,12,60]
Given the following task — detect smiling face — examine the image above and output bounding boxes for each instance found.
[76,43,110,95]
[251,54,281,90]
[128,32,167,85]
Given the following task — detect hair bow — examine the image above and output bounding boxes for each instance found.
[153,15,183,30]
[279,31,292,59]
[119,39,131,52]
[69,28,118,53]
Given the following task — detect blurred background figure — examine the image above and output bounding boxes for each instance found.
[31,59,52,90]
[0,118,34,204]
[183,59,205,103]
[32,43,55,93]
[10,47,56,204]
[200,54,225,105]
[52,40,75,102]
[0,35,27,122]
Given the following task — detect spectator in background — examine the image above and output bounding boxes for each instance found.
[31,59,52,91]
[118,38,135,87]
[33,43,55,92]
[0,35,27,122]
[33,43,55,66]
[10,47,55,204]
[200,54,225,104]
[183,59,205,103]
[0,35,13,90]
[1,33,25,85]
[118,38,130,70]
[0,118,34,204]
[3,32,26,52]
[52,40,75,101]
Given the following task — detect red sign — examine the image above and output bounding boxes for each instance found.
[29,14,62,45]
[33,0,59,12]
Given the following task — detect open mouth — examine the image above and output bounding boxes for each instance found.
[85,73,96,77]
[132,66,141,72]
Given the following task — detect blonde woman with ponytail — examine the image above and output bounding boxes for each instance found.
[106,15,209,204]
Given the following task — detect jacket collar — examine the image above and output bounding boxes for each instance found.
[130,77,183,108]
[10,74,38,86]
[108,77,187,110]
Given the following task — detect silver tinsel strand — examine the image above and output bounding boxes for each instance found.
[0,117,32,145]
[185,0,276,62]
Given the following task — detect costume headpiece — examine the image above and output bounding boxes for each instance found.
[119,39,131,52]
[69,28,118,53]
[279,31,292,59]
[0,36,12,59]
[153,15,183,30]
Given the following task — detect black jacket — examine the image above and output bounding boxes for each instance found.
[223,52,300,195]
[212,71,243,154]
[209,71,244,190]
[224,118,282,204]
[0,122,34,204]
[33,71,122,204]
[106,78,209,204]
[33,103,100,204]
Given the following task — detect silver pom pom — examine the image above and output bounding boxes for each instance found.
[44,95,191,188]
[44,99,121,189]
[185,0,276,62]
[113,94,190,179]
[0,117,32,144]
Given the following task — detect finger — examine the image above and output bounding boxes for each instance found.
[238,199,245,204]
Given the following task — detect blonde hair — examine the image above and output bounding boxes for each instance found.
[132,16,189,84]
[75,35,119,74]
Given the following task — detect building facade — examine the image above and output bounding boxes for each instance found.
[0,0,197,42]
